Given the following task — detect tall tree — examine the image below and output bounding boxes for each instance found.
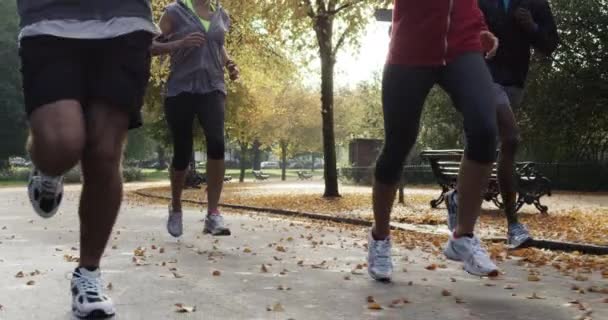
[278,0,391,197]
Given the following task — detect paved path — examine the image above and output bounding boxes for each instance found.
[0,187,606,320]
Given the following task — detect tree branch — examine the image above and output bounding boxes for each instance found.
[302,0,316,18]
[328,0,364,15]
[333,27,349,55]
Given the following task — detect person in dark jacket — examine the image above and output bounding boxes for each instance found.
[368,0,501,282]
[445,0,559,249]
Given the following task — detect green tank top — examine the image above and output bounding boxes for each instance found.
[184,0,215,31]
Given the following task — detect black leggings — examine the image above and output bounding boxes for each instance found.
[375,52,498,185]
[164,91,225,170]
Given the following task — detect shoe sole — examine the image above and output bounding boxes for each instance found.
[28,180,62,219]
[73,308,115,319]
[445,243,499,277]
[368,270,392,283]
[508,236,533,249]
[203,229,231,236]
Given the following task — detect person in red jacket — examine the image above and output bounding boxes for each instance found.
[368,0,501,281]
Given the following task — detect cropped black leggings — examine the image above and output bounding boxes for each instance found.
[375,52,498,185]
[164,91,225,171]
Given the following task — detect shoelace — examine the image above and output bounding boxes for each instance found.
[209,214,225,227]
[75,273,103,296]
[372,241,391,267]
[509,224,527,235]
[40,178,59,196]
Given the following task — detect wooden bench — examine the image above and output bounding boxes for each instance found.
[252,170,270,181]
[420,149,552,214]
[297,171,313,180]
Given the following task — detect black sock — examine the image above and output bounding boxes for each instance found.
[77,266,99,272]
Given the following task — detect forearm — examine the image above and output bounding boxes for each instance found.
[150,38,182,56]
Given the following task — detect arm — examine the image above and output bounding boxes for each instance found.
[150,11,179,56]
[529,0,559,56]
[222,46,239,81]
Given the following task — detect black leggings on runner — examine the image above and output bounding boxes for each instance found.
[164,91,225,170]
[375,52,498,185]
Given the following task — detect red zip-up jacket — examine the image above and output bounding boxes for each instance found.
[388,0,488,66]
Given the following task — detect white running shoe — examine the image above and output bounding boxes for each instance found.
[203,213,231,236]
[28,168,64,218]
[167,205,183,238]
[507,222,533,249]
[444,234,499,277]
[367,231,393,281]
[71,267,115,319]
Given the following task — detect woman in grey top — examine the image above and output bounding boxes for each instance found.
[151,0,238,238]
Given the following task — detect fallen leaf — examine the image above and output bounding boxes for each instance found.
[212,270,221,276]
[26,280,35,286]
[15,271,24,278]
[408,281,414,286]
[574,275,589,282]
[426,264,437,271]
[276,246,286,253]
[344,276,351,280]
[175,303,196,313]
[272,303,284,312]
[133,247,146,257]
[71,247,77,251]
[261,264,269,273]
[107,283,113,290]
[243,248,252,253]
[485,283,496,287]
[151,245,157,250]
[159,248,165,254]
[450,278,457,283]
[111,245,117,250]
[367,302,382,310]
[526,292,545,300]
[504,284,515,290]
[173,272,184,279]
[367,296,375,303]
[297,260,304,266]
[455,297,465,304]
[55,248,62,252]
[603,298,608,303]
[527,275,541,282]
[287,237,294,242]
[274,256,282,261]
[442,289,452,297]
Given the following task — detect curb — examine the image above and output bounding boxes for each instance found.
[133,190,608,255]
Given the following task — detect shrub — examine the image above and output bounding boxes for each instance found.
[122,166,143,182]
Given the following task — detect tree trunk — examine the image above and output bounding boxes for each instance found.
[316,16,340,197]
[239,142,247,183]
[157,145,167,169]
[311,152,315,172]
[252,139,261,170]
[280,140,288,181]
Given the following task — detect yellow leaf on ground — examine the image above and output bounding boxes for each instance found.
[528,275,541,282]
[272,303,284,312]
[367,302,382,310]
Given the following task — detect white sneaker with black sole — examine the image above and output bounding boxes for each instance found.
[444,234,499,277]
[367,231,393,282]
[203,213,231,236]
[71,267,115,319]
[28,168,64,218]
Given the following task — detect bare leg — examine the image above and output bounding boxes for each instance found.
[371,182,398,239]
[454,158,493,237]
[78,102,129,268]
[496,104,520,225]
[206,159,225,213]
[28,100,86,175]
[170,168,187,212]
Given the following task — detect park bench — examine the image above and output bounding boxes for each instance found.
[252,170,270,181]
[297,171,314,180]
[420,149,552,214]
[185,170,233,189]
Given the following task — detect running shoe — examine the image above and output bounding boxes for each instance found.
[28,168,63,218]
[367,231,393,282]
[444,234,499,277]
[203,212,231,236]
[507,222,533,249]
[71,267,115,319]
[445,189,458,232]
[167,205,183,238]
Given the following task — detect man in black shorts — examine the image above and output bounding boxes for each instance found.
[17,1,156,317]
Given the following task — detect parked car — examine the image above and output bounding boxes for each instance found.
[9,157,30,167]
[261,161,280,169]
[287,161,305,169]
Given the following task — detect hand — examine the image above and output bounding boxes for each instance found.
[515,8,537,33]
[480,31,499,59]
[179,32,206,48]
[227,63,240,81]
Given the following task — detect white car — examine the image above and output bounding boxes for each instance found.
[260,161,280,169]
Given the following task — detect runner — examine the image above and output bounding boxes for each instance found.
[150,0,239,238]
[17,0,156,317]
[368,0,501,281]
[446,0,559,248]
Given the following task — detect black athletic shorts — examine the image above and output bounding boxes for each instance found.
[19,31,153,129]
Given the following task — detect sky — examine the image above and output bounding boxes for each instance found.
[303,20,391,89]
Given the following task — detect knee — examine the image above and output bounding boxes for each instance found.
[374,142,411,185]
[465,124,498,164]
[206,136,225,160]
[84,142,123,173]
[171,151,190,171]
[31,128,85,165]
